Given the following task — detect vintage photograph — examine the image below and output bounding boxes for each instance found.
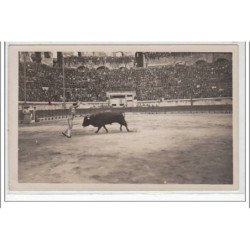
[7,44,241,192]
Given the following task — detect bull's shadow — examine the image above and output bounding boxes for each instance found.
[72,128,137,137]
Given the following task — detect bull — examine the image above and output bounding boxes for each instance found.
[82,111,130,133]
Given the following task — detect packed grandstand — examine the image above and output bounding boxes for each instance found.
[19,55,232,103]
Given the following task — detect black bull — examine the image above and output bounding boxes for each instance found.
[82,112,130,133]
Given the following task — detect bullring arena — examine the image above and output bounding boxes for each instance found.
[17,51,233,185]
[18,104,233,184]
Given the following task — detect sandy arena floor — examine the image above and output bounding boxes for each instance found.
[18,113,233,184]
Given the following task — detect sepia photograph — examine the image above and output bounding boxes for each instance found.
[6,43,245,199]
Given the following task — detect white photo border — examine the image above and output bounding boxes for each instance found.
[4,42,246,202]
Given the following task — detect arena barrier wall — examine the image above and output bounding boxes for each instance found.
[137,97,232,107]
[18,97,232,123]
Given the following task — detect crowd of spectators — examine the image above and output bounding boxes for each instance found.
[19,59,232,102]
[63,56,134,68]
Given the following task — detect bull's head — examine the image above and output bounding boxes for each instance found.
[82,115,91,127]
